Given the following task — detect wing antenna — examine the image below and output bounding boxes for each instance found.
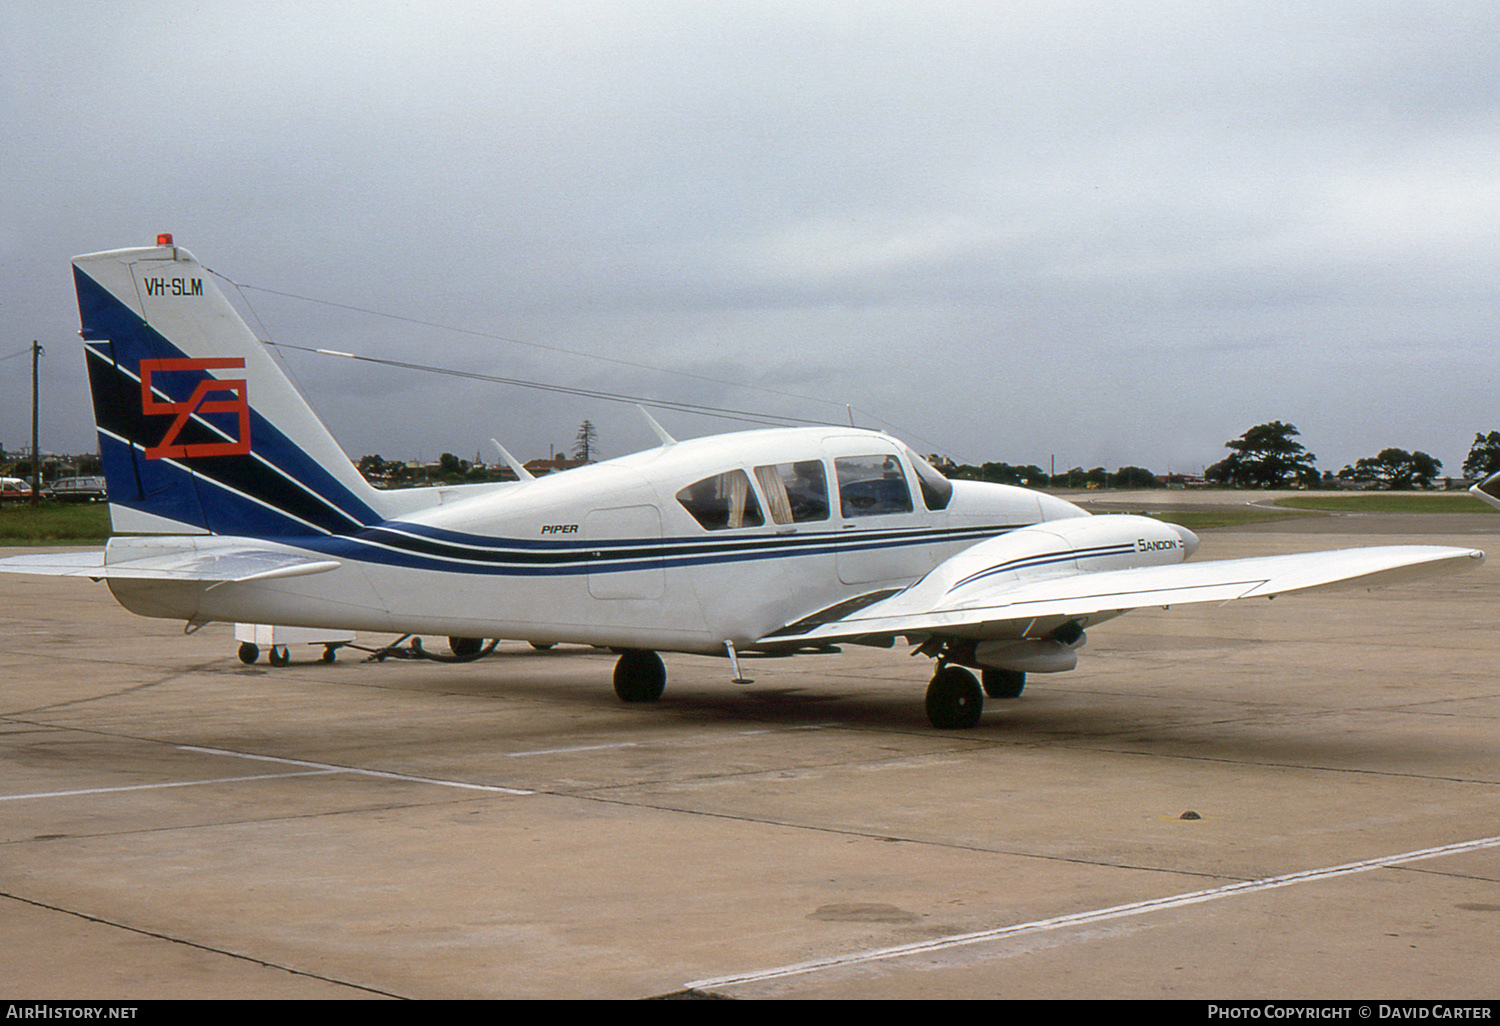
[489,439,536,481]
[636,404,677,447]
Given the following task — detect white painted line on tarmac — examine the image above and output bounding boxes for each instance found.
[506,741,638,757]
[0,770,338,802]
[505,724,833,755]
[687,832,1500,992]
[179,744,535,795]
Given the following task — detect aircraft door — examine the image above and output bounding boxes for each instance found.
[585,505,665,600]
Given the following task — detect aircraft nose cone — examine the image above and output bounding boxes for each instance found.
[1171,524,1200,558]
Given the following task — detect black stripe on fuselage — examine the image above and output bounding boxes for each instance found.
[340,521,1029,572]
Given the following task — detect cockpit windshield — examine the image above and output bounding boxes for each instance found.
[904,446,953,511]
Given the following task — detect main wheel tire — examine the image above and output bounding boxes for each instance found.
[926,665,984,729]
[981,668,1026,699]
[529,642,556,651]
[268,646,291,667]
[613,650,666,703]
[238,642,259,665]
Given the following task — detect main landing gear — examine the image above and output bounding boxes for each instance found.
[924,665,1027,729]
[603,646,1027,729]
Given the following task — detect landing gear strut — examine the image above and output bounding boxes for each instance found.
[613,650,666,703]
[925,665,984,729]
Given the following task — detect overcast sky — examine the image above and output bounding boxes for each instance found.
[5,1,1499,477]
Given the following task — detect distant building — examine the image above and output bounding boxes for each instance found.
[524,456,591,476]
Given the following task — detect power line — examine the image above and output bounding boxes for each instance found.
[209,270,862,418]
[210,268,965,457]
[262,341,832,429]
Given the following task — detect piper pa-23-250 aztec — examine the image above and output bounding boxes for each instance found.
[0,237,1489,729]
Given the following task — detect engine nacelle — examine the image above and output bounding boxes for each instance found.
[927,513,1198,599]
[974,637,1081,673]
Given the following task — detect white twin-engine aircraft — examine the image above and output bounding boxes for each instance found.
[0,238,1486,728]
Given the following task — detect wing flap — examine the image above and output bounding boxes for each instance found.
[762,544,1483,645]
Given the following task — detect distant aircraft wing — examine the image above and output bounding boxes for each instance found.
[0,547,340,584]
[760,545,1483,646]
[1470,470,1500,512]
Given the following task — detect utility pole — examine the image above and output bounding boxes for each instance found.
[30,341,43,508]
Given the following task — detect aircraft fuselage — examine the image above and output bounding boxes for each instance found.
[105,427,1087,653]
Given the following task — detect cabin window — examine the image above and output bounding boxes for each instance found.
[834,454,913,518]
[752,461,830,525]
[676,469,765,530]
[904,446,953,511]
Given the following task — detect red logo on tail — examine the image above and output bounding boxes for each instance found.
[140,358,251,460]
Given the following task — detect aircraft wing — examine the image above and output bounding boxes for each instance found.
[761,545,1483,646]
[0,547,340,584]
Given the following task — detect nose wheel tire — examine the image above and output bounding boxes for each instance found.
[926,666,984,729]
[448,636,484,659]
[613,650,666,703]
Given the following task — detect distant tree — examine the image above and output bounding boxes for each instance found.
[1051,466,1096,489]
[1339,448,1442,489]
[438,452,470,475]
[357,454,390,482]
[1462,432,1500,479]
[358,454,421,486]
[1205,421,1319,488]
[939,460,1048,488]
[983,462,1047,487]
[1110,466,1160,488]
[574,420,599,462]
[1409,451,1443,489]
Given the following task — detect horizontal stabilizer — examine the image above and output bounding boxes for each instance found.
[0,547,340,583]
[762,544,1484,646]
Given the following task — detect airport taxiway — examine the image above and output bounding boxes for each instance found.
[1,512,1497,999]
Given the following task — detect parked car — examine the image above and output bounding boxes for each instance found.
[0,477,33,501]
[44,476,107,503]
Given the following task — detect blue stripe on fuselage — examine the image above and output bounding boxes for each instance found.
[285,521,1028,577]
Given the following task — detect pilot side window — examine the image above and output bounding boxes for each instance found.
[835,454,913,518]
[676,469,765,531]
[752,461,830,524]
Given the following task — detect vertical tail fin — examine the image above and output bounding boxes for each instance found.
[75,239,390,536]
